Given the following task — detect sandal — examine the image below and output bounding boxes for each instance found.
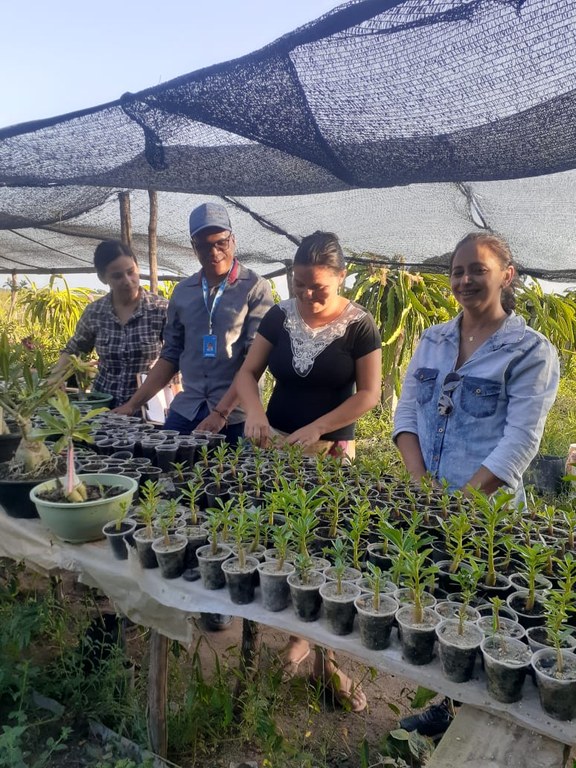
[310,671,368,713]
[281,645,311,680]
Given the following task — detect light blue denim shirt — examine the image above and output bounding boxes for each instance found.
[393,312,560,491]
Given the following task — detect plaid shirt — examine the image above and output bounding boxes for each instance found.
[63,289,168,408]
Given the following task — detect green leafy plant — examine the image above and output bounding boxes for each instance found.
[322,538,351,595]
[32,389,107,501]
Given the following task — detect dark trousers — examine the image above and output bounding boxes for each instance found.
[163,402,244,445]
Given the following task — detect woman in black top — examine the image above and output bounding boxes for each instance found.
[236,231,381,711]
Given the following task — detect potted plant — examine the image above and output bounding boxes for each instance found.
[152,507,188,579]
[257,523,295,612]
[132,480,163,569]
[354,562,399,651]
[506,542,550,628]
[29,391,137,542]
[476,596,525,640]
[530,590,576,721]
[395,548,440,665]
[318,538,361,636]
[480,600,532,704]
[196,505,232,590]
[221,507,259,604]
[0,336,83,517]
[436,510,473,590]
[102,500,137,560]
[435,563,485,682]
[471,489,514,598]
[287,553,326,622]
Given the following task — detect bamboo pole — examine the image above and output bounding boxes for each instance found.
[119,192,132,247]
[148,189,158,294]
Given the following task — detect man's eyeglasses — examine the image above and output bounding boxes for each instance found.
[437,372,461,416]
[191,234,233,254]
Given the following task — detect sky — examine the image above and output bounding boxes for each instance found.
[1,0,342,128]
[1,0,342,290]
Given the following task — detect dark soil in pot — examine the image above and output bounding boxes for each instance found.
[0,460,65,518]
[152,534,187,579]
[0,431,22,463]
[506,592,546,629]
[221,556,259,604]
[436,619,483,683]
[531,648,576,721]
[395,605,440,665]
[477,573,512,601]
[184,525,209,569]
[257,560,295,612]
[288,570,325,622]
[354,594,398,650]
[481,635,532,703]
[196,544,232,589]
[35,481,125,503]
[103,518,137,560]
[133,527,159,569]
[319,581,361,635]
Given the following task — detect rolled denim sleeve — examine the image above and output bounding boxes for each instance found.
[392,338,425,441]
[481,337,560,487]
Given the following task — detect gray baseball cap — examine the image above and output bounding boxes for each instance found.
[189,202,232,237]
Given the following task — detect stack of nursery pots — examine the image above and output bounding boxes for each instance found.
[40,420,576,723]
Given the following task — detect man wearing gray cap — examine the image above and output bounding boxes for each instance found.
[116,202,273,441]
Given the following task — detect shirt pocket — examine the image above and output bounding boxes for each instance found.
[413,367,439,405]
[461,376,501,418]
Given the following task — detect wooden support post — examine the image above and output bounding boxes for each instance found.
[233,618,258,712]
[147,630,169,758]
[119,192,132,247]
[148,189,159,295]
[426,705,570,768]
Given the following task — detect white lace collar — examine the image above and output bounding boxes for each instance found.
[279,299,366,377]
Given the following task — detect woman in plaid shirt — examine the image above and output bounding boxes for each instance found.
[53,241,168,408]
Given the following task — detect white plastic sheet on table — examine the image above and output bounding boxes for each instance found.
[0,506,573,746]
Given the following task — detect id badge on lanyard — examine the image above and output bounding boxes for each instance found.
[201,261,235,358]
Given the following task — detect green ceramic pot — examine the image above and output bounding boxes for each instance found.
[29,473,138,543]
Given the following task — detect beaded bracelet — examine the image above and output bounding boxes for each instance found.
[212,408,229,424]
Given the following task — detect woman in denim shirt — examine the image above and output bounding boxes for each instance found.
[393,232,560,495]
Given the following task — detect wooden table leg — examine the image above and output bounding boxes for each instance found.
[147,629,169,757]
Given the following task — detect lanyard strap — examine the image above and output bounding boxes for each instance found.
[201,259,236,334]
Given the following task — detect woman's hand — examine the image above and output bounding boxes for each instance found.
[286,423,323,450]
[244,413,272,447]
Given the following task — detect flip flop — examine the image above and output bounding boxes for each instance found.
[281,646,311,680]
[310,673,368,713]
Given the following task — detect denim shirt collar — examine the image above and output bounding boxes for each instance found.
[440,311,527,351]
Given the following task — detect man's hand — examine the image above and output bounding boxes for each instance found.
[195,411,227,434]
[112,402,137,416]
